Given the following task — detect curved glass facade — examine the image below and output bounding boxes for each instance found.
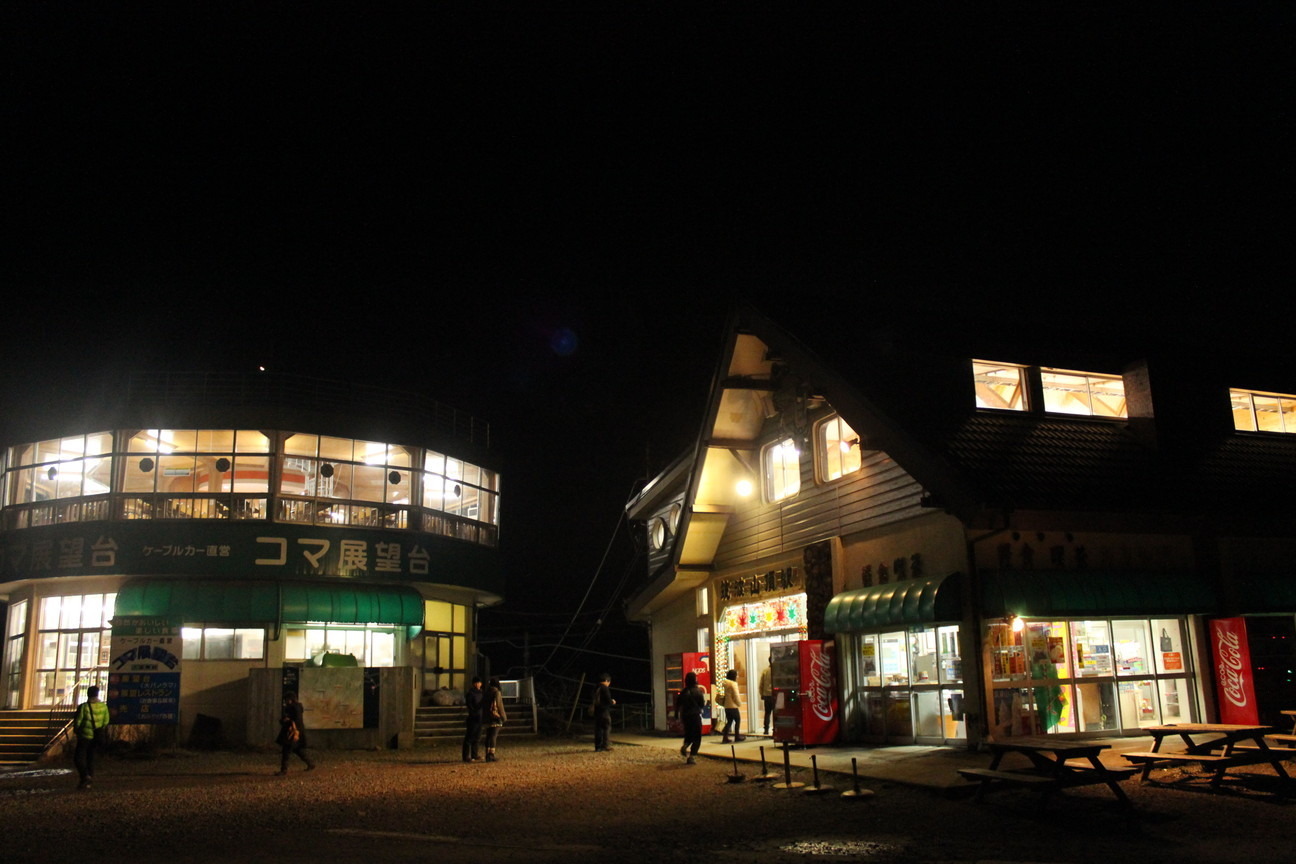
[3,429,500,547]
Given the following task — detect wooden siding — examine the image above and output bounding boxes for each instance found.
[713,450,926,571]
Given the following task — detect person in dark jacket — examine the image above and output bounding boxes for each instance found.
[73,685,110,789]
[674,672,706,764]
[482,678,508,762]
[592,672,615,752]
[276,691,315,775]
[463,677,487,762]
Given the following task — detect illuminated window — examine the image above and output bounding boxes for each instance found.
[1040,369,1127,418]
[34,593,115,706]
[280,434,414,526]
[181,626,266,660]
[422,450,500,525]
[762,437,801,502]
[1231,389,1296,433]
[972,361,1028,411]
[283,625,400,667]
[816,415,863,482]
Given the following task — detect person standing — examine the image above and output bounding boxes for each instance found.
[482,678,507,762]
[592,672,615,752]
[759,662,775,735]
[462,677,486,762]
[73,684,110,789]
[276,690,315,775]
[674,671,706,764]
[720,669,745,743]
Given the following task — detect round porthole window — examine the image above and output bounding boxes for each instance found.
[650,517,668,550]
[668,503,682,533]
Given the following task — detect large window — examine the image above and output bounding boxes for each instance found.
[422,451,499,524]
[280,434,414,528]
[1231,388,1296,434]
[762,437,801,502]
[118,429,271,521]
[816,415,862,483]
[4,600,27,708]
[986,616,1193,738]
[284,624,398,667]
[3,432,113,528]
[181,626,266,660]
[35,593,115,706]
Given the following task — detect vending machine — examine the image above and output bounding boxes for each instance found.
[664,651,713,734]
[770,640,840,746]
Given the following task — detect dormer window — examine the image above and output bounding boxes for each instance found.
[973,361,1027,411]
[1231,389,1296,433]
[1040,369,1127,418]
[974,362,1127,419]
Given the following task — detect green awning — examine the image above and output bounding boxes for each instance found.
[981,570,1214,618]
[114,579,425,627]
[824,572,964,632]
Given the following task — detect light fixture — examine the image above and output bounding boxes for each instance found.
[735,478,753,497]
[1011,614,1025,633]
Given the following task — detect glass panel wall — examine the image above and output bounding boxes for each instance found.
[35,593,115,706]
[987,615,1197,739]
[848,624,965,744]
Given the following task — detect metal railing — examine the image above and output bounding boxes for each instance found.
[41,677,96,757]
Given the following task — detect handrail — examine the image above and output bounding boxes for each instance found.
[41,677,96,757]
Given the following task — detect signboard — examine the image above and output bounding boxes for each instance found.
[0,520,501,591]
[108,615,181,724]
[1210,617,1259,725]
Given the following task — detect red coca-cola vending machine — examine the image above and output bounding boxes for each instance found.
[1211,617,1261,725]
[665,651,713,734]
[770,640,840,746]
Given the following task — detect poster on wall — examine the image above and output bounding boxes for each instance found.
[299,666,364,729]
[107,615,181,724]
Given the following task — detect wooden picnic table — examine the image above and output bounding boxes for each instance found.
[959,736,1135,804]
[1123,723,1293,790]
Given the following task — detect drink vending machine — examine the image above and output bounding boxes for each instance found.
[664,651,713,734]
[770,640,840,746]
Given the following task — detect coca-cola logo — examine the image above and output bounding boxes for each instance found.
[1215,629,1249,709]
[806,648,835,722]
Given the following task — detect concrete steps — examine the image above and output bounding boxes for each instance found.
[0,709,73,767]
[414,704,534,742]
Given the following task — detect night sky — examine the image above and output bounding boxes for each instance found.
[4,8,1292,690]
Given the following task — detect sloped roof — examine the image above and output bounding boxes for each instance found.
[733,302,1296,522]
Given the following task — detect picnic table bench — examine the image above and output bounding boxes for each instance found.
[1123,723,1293,791]
[959,736,1135,805]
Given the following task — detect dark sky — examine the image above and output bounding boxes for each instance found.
[3,9,1292,677]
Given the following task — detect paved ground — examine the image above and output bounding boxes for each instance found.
[4,731,1296,863]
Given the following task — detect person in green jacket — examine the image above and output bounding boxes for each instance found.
[73,685,110,789]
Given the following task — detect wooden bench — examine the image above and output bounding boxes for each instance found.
[958,767,1057,787]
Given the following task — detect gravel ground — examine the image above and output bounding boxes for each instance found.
[4,735,1296,864]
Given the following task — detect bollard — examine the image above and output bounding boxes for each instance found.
[840,756,875,799]
[802,754,834,795]
[771,742,805,789]
[753,745,778,782]
[726,744,746,783]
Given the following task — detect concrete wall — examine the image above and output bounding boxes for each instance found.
[248,666,415,749]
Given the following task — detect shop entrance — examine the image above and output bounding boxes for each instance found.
[726,632,799,736]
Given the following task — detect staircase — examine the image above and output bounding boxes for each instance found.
[0,709,73,768]
[414,704,535,744]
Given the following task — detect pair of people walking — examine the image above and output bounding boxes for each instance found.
[463,677,507,762]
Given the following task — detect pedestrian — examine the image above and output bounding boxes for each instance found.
[276,690,315,775]
[759,661,775,735]
[674,671,706,764]
[720,668,745,743]
[483,678,507,762]
[73,684,110,789]
[463,676,486,762]
[592,672,615,752]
